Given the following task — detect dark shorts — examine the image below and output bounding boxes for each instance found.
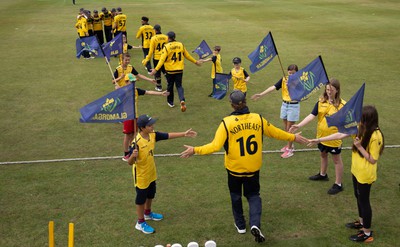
[135,181,156,205]
[318,143,342,154]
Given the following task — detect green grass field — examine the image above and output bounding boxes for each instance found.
[1,0,399,246]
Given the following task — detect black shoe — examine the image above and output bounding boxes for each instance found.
[345,220,363,229]
[349,230,374,242]
[208,93,213,97]
[250,226,265,243]
[328,183,343,195]
[309,173,329,181]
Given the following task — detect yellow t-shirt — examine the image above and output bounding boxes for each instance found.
[351,130,383,184]
[315,99,346,147]
[211,54,223,79]
[145,33,168,61]
[114,14,127,31]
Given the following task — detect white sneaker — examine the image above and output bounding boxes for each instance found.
[250,225,265,243]
[234,224,246,234]
[135,221,154,234]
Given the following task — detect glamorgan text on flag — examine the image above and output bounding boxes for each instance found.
[80,83,136,123]
[248,32,278,73]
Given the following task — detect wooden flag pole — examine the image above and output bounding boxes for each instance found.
[277,54,286,77]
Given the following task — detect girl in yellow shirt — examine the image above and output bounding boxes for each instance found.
[309,105,384,243]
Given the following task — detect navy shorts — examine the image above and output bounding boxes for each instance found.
[135,181,156,205]
[318,143,342,155]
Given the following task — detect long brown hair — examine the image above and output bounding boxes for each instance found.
[352,105,385,156]
[321,78,342,107]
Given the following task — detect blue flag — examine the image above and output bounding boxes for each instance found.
[192,40,212,59]
[101,33,123,61]
[80,83,136,123]
[75,36,101,58]
[248,32,278,73]
[326,83,365,135]
[287,56,329,101]
[212,73,231,100]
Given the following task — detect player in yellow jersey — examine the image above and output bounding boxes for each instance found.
[136,16,155,73]
[150,31,202,112]
[142,24,168,91]
[92,10,104,44]
[181,90,308,243]
[308,105,384,243]
[251,64,299,159]
[290,79,346,194]
[113,7,127,39]
[75,12,91,59]
[202,46,223,97]
[100,7,113,42]
[128,114,197,234]
[230,57,250,95]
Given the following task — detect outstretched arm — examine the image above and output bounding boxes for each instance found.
[289,114,315,133]
[251,85,276,100]
[180,145,194,158]
[308,132,349,147]
[168,128,197,139]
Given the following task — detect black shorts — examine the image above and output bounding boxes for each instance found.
[318,143,342,155]
[135,181,156,205]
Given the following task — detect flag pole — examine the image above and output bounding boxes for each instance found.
[269,31,286,77]
[95,34,117,83]
[319,55,329,82]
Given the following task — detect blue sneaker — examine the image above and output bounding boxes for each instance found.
[135,221,154,234]
[144,212,164,221]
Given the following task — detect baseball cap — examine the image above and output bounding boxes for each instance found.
[137,114,157,128]
[230,90,245,104]
[93,10,98,13]
[142,16,149,22]
[117,7,122,12]
[154,24,161,32]
[101,7,107,12]
[167,31,176,40]
[232,57,241,64]
[111,8,116,13]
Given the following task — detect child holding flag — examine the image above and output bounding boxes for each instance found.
[113,53,164,161]
[202,46,223,97]
[251,64,299,158]
[128,114,197,234]
[308,105,384,242]
[290,79,346,194]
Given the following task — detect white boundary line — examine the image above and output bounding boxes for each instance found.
[1,145,399,165]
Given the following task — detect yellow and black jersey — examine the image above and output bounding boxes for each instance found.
[92,16,103,31]
[75,17,88,37]
[311,99,346,147]
[131,131,169,189]
[230,67,248,93]
[113,14,127,32]
[114,65,139,87]
[136,24,155,48]
[194,110,295,176]
[274,76,295,102]
[211,54,223,79]
[99,11,112,27]
[155,41,197,74]
[145,33,168,61]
